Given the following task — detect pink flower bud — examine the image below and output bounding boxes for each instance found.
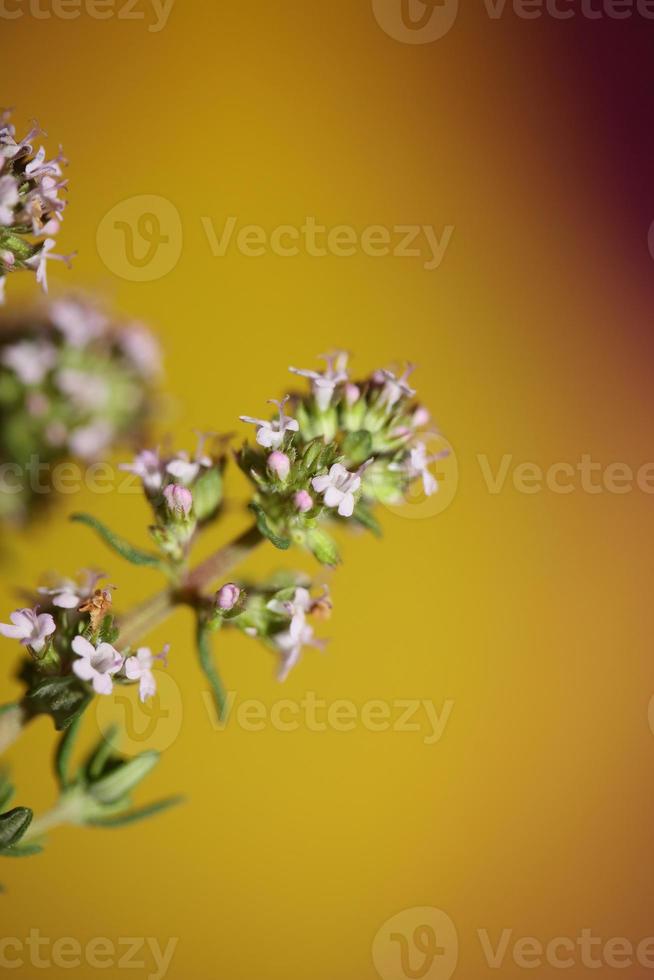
[294,489,313,513]
[267,451,290,481]
[217,583,241,611]
[344,383,360,406]
[163,483,193,517]
[412,406,430,428]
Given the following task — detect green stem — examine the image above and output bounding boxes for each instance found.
[23,787,86,842]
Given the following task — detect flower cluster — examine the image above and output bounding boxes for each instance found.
[0,110,71,302]
[238,353,445,564]
[209,579,331,681]
[0,295,161,524]
[120,434,225,563]
[0,570,169,712]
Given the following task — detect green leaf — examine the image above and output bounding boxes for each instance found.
[306,527,341,567]
[55,713,84,790]
[85,795,184,828]
[249,502,291,551]
[353,502,382,538]
[1,843,43,858]
[27,676,91,731]
[192,466,223,523]
[71,513,163,569]
[196,621,227,721]
[0,807,32,850]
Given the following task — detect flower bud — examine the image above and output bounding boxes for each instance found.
[412,406,430,428]
[344,383,360,407]
[217,583,241,611]
[163,483,193,518]
[294,490,313,513]
[267,451,290,482]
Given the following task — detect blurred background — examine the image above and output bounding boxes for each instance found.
[2,1,654,977]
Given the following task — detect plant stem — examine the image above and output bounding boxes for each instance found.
[118,523,262,648]
[23,787,86,841]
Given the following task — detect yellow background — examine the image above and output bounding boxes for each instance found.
[2,2,654,977]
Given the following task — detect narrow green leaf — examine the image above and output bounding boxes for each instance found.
[71,513,163,569]
[249,502,291,551]
[0,807,32,850]
[90,751,160,805]
[85,795,184,828]
[1,843,43,858]
[196,621,227,721]
[85,726,120,782]
[55,713,83,790]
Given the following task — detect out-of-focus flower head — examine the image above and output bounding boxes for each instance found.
[0,295,162,525]
[0,110,73,302]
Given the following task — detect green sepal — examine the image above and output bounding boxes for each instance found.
[306,527,341,567]
[341,430,373,466]
[249,501,291,551]
[192,466,223,523]
[71,513,164,569]
[352,502,382,538]
[26,676,91,731]
[0,807,33,851]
